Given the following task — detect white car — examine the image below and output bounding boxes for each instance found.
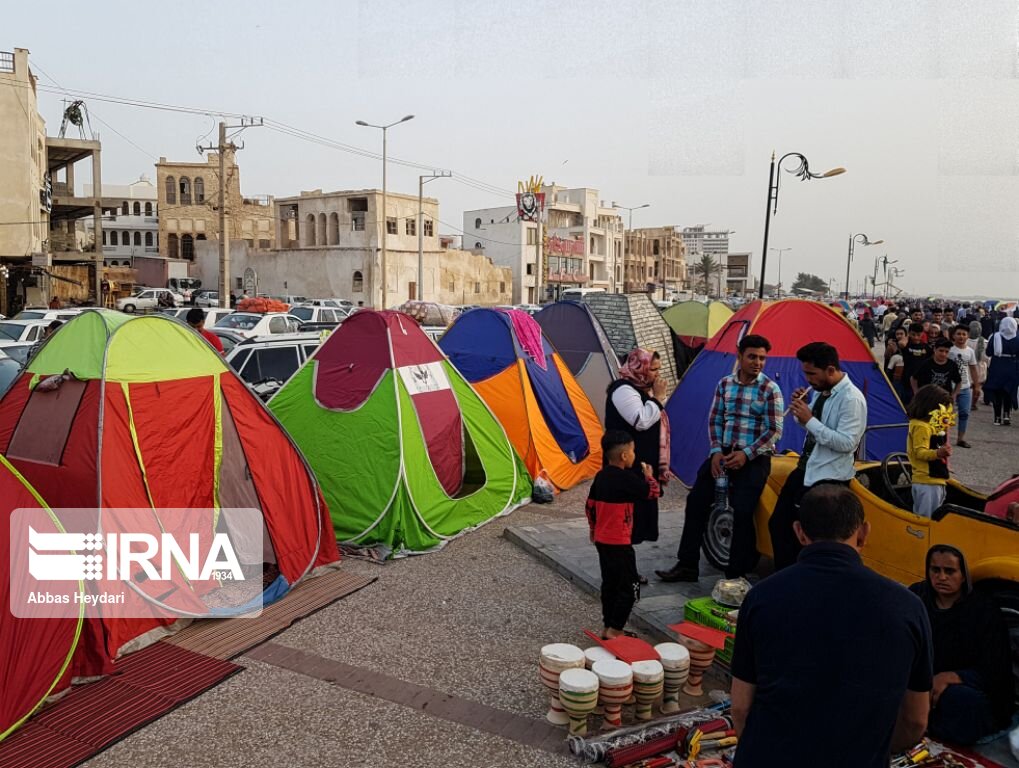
[213,312,303,339]
[288,305,348,325]
[301,298,354,309]
[158,307,234,327]
[0,341,34,366]
[116,288,183,313]
[225,332,324,398]
[0,319,51,343]
[12,308,86,323]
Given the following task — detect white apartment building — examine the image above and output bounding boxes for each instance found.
[83,176,159,267]
[462,185,625,304]
[678,225,732,257]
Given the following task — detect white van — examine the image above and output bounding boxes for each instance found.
[560,288,606,302]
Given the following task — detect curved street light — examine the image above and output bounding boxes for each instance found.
[759,152,845,299]
[355,115,416,307]
[844,233,883,299]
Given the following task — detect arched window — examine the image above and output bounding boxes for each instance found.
[165,176,176,204]
[474,218,482,229]
[133,202,141,216]
[352,270,363,292]
[328,212,339,245]
[167,233,179,259]
[194,177,205,203]
[133,232,141,246]
[121,201,129,215]
[145,232,153,247]
[179,177,191,205]
[110,231,119,246]
[144,201,153,216]
[305,214,317,246]
[590,236,595,254]
[102,231,107,245]
[196,234,206,241]
[181,234,194,261]
[317,212,327,246]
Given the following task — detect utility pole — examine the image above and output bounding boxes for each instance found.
[418,171,451,302]
[197,117,262,310]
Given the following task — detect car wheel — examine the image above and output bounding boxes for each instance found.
[979,580,1019,698]
[702,504,733,571]
[123,304,136,313]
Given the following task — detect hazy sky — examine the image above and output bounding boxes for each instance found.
[8,0,1019,297]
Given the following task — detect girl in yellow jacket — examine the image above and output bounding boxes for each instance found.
[907,385,953,517]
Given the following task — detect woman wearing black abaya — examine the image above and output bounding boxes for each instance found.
[909,545,1015,745]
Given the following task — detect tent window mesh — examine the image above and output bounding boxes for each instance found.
[8,379,87,466]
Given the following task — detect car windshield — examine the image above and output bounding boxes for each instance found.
[0,323,23,341]
[12,311,44,321]
[290,307,314,321]
[2,346,30,365]
[215,313,260,330]
[0,358,20,396]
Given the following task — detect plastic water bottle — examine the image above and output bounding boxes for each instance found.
[714,470,729,509]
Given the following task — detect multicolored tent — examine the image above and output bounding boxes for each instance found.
[661,301,734,348]
[440,309,603,490]
[269,310,532,555]
[0,310,338,681]
[666,299,907,487]
[533,301,619,424]
[1,456,82,742]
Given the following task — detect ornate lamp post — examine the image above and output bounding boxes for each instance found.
[844,233,883,299]
[759,152,845,299]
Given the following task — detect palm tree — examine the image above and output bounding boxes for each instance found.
[691,255,721,295]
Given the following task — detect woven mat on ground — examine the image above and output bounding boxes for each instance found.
[0,643,241,768]
[163,568,376,659]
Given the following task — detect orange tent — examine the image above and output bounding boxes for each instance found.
[440,309,602,490]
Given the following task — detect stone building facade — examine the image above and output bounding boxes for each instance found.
[629,226,689,296]
[155,150,274,261]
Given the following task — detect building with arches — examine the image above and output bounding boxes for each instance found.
[82,176,159,267]
[155,151,274,261]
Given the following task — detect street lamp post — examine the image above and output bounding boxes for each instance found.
[769,247,791,298]
[612,202,650,295]
[844,233,884,300]
[356,114,414,308]
[759,152,845,299]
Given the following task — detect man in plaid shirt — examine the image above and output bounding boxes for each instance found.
[656,334,784,582]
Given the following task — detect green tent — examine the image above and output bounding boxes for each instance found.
[269,310,532,556]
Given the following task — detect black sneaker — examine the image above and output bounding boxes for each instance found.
[655,563,699,583]
[995,418,1003,426]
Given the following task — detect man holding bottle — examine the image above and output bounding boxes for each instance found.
[656,335,784,582]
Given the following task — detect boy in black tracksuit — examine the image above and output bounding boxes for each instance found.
[586,430,661,639]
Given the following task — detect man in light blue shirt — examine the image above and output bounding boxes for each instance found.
[768,342,867,570]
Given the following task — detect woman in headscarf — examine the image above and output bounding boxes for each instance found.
[985,316,1019,425]
[605,349,672,557]
[909,545,1015,744]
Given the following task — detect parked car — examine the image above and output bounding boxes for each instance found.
[0,319,51,343]
[116,288,184,312]
[225,332,323,400]
[420,326,447,344]
[301,298,354,309]
[213,311,303,339]
[12,308,85,323]
[206,327,247,354]
[194,290,222,308]
[289,305,347,326]
[158,307,233,326]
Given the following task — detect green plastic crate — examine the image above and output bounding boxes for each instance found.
[683,596,737,666]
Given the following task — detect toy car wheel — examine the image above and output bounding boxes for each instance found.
[703,505,733,571]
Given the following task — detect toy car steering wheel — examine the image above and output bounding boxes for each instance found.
[881,452,913,509]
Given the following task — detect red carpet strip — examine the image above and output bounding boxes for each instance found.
[0,643,241,768]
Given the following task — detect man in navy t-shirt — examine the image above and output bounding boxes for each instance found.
[730,485,932,767]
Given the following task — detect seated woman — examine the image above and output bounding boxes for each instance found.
[909,545,1015,745]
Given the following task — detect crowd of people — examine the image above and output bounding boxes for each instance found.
[583,300,1018,762]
